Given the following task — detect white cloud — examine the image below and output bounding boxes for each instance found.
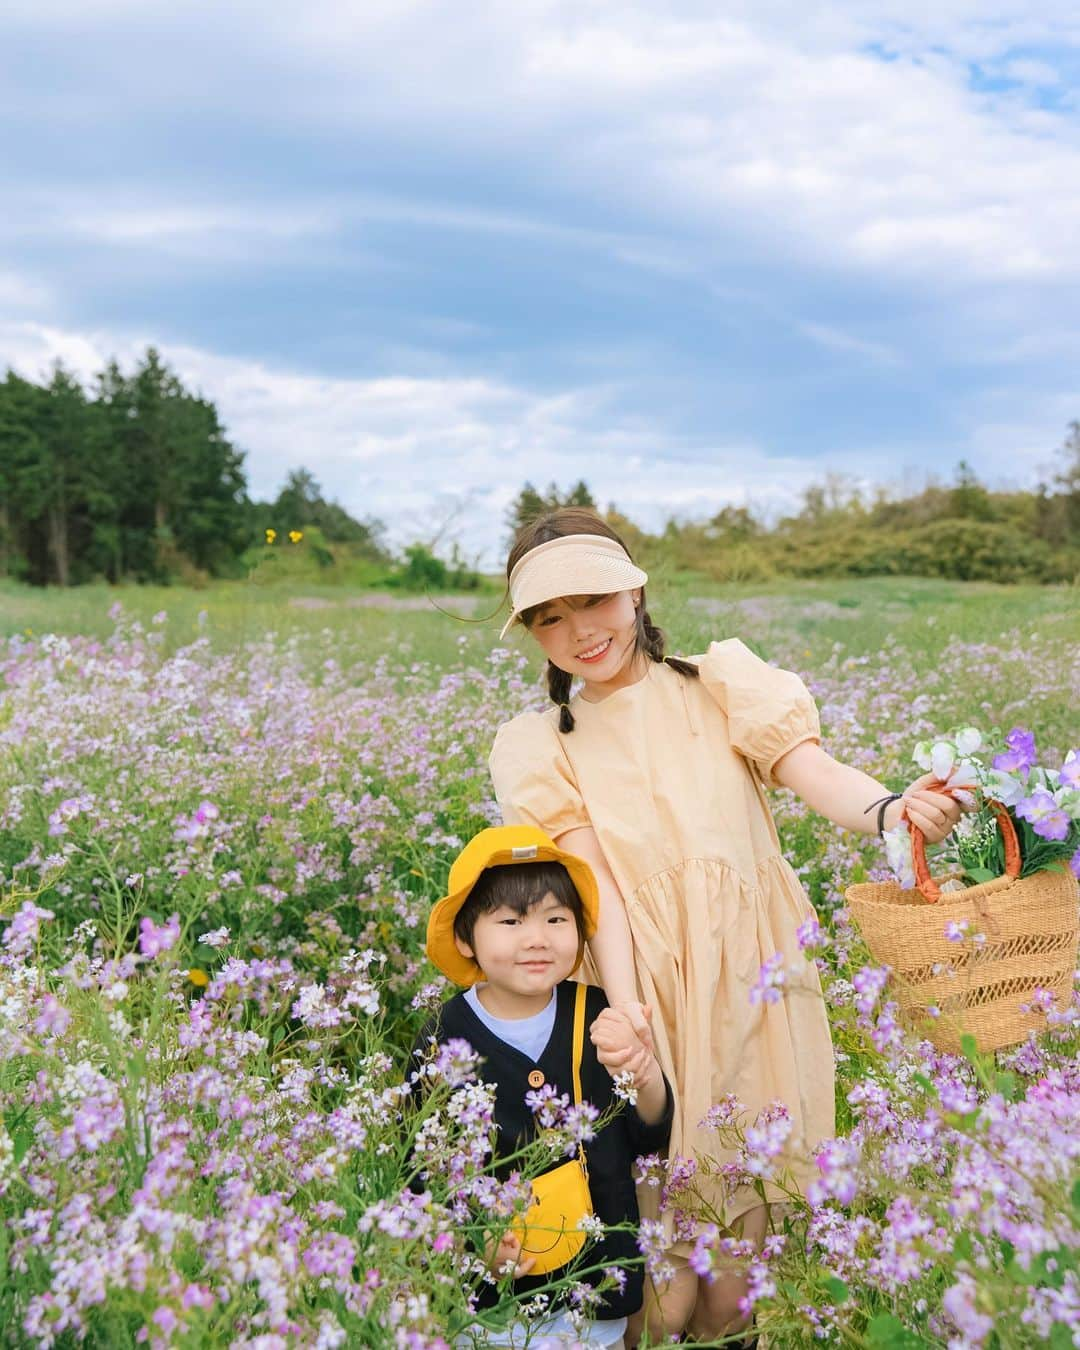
[8,2,1080,289]
[0,270,50,309]
[796,321,903,369]
[241,1,1080,283]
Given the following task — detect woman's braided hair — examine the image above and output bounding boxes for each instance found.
[506,507,699,733]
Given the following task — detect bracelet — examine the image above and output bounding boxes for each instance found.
[863,792,903,837]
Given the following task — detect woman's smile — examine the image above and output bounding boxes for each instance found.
[576,638,612,663]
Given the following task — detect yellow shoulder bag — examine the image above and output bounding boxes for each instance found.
[512,982,595,1275]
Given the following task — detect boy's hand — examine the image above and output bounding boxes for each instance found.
[591,1005,658,1089]
[485,1228,536,1280]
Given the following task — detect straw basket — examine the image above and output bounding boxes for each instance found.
[846,801,1079,1053]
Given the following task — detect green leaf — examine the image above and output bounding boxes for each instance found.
[993,1072,1017,1102]
[866,1312,922,1348]
[1050,1324,1073,1349]
[824,1276,849,1305]
[963,866,997,883]
[912,1072,937,1097]
[959,1033,979,1063]
[11,1127,32,1165]
[953,1232,973,1261]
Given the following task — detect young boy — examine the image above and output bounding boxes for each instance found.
[415,826,672,1349]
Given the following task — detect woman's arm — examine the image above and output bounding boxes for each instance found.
[772,741,961,841]
[554,824,652,1042]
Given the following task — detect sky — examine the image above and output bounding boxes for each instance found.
[2,0,1080,566]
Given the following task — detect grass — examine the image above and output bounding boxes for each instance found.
[3,572,1076,677]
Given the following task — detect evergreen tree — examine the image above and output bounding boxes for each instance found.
[505,480,597,540]
[38,364,90,585]
[268,468,387,557]
[0,373,47,581]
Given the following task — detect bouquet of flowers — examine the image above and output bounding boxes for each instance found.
[883,726,1080,891]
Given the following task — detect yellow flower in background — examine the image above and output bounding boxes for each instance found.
[188,968,209,987]
[289,530,303,544]
[265,528,277,544]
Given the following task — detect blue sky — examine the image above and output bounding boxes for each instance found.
[2,0,1079,564]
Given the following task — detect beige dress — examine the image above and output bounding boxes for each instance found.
[488,638,836,1239]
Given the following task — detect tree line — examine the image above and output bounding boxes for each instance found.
[4,346,1078,588]
[0,350,387,586]
[508,436,1080,585]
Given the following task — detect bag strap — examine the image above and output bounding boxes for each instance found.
[571,980,586,1105]
[570,982,589,1180]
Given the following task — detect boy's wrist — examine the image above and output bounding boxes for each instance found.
[636,1058,663,1092]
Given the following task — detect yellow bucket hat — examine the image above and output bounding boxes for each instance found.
[426,825,600,987]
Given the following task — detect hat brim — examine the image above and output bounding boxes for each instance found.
[499,540,648,639]
[426,840,600,986]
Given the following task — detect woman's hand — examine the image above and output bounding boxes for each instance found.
[773,742,965,842]
[591,1004,655,1086]
[607,1000,654,1056]
[485,1228,536,1279]
[888,773,966,843]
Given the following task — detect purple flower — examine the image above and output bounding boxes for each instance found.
[943,1277,994,1345]
[795,916,830,953]
[34,994,71,1038]
[152,1307,180,1335]
[992,726,1036,775]
[139,912,181,959]
[1015,789,1071,841]
[46,795,90,837]
[3,901,55,957]
[852,964,890,1015]
[1059,751,1080,790]
[750,952,788,1005]
[1071,846,1080,880]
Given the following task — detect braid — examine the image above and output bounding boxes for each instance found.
[641,610,665,663]
[640,608,700,679]
[547,661,576,732]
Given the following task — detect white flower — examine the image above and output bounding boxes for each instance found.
[955,727,982,755]
[931,741,957,782]
[198,927,231,949]
[884,820,916,890]
[986,768,1025,808]
[612,1070,638,1106]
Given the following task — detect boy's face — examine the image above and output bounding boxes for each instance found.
[454,890,581,1013]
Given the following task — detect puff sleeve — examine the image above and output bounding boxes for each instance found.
[488,712,592,838]
[698,638,821,788]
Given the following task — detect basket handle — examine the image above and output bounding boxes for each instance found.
[910,790,1021,903]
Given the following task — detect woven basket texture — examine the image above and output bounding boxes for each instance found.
[846,868,1079,1053]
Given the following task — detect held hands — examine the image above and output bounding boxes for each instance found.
[485,1228,536,1280]
[590,1004,660,1091]
[892,772,966,843]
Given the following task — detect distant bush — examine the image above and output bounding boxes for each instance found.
[388,544,483,592]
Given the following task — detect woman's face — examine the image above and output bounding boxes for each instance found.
[526,589,643,690]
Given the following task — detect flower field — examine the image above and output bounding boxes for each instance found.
[1,583,1078,1348]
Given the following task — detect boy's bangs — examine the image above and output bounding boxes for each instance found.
[453,861,585,943]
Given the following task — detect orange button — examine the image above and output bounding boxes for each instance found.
[527,1069,545,1089]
